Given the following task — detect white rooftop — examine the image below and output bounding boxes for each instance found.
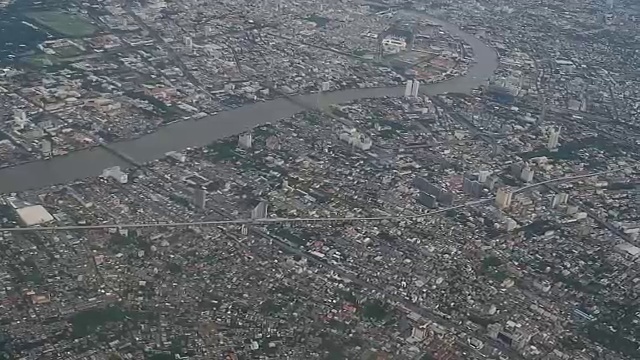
[16,205,54,226]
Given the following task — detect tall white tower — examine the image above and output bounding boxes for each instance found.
[251,201,269,219]
[478,170,491,183]
[411,80,420,97]
[520,164,534,182]
[547,126,560,150]
[238,133,252,149]
[404,80,414,98]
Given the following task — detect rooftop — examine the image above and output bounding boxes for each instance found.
[16,205,54,226]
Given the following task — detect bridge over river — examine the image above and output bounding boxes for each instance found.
[0,11,498,193]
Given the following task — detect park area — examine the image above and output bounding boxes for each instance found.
[25,10,97,37]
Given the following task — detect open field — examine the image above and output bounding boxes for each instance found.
[25,10,97,37]
[53,44,85,57]
[25,53,61,67]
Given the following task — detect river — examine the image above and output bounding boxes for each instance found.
[0,12,497,193]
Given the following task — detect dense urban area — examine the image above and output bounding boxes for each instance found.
[0,0,639,359]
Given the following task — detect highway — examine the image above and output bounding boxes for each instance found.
[2,165,621,360]
[1,168,627,233]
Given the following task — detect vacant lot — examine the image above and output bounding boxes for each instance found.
[26,10,97,37]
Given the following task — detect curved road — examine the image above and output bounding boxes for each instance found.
[0,14,498,193]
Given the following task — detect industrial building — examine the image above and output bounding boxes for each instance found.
[16,205,54,227]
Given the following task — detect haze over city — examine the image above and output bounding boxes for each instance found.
[0,0,638,359]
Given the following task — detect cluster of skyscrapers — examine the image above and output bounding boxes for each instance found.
[463,175,484,198]
[511,162,535,182]
[461,170,503,198]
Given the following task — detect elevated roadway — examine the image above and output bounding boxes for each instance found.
[1,168,627,232]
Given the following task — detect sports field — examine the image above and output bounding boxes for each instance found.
[25,10,97,37]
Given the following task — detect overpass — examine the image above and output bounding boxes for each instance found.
[1,167,628,232]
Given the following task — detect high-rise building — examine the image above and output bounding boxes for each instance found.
[238,133,252,149]
[463,177,473,195]
[547,127,561,150]
[410,80,420,97]
[495,187,513,209]
[413,177,442,198]
[485,176,498,190]
[404,80,414,98]
[471,180,482,197]
[251,201,269,220]
[417,192,437,208]
[413,176,430,192]
[511,162,523,178]
[559,193,569,205]
[478,170,491,183]
[438,192,454,206]
[463,176,483,198]
[193,187,206,210]
[520,164,534,182]
[551,193,569,208]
